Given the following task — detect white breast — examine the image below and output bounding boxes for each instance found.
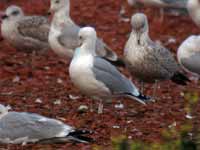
[69,55,110,98]
[49,26,73,59]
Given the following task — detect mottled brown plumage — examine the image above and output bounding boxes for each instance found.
[124,13,189,85]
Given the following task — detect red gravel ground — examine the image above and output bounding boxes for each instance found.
[0,0,200,150]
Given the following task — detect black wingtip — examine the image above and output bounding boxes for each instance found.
[126,92,152,105]
[103,57,126,68]
[171,72,190,86]
[68,130,94,143]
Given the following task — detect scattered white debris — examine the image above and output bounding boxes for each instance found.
[54,99,62,105]
[188,132,193,137]
[115,103,124,109]
[44,66,50,70]
[0,92,13,96]
[69,94,80,100]
[127,120,133,124]
[57,78,63,84]
[35,98,43,104]
[119,5,126,16]
[166,37,176,45]
[180,92,184,97]
[12,76,20,83]
[186,114,193,119]
[128,136,132,139]
[78,105,88,113]
[112,125,120,129]
[168,122,177,128]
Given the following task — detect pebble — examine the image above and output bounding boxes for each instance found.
[77,105,88,113]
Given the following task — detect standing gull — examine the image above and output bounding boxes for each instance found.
[69,27,150,114]
[0,104,92,144]
[177,35,200,76]
[187,0,200,27]
[48,0,124,66]
[124,13,190,95]
[1,5,50,52]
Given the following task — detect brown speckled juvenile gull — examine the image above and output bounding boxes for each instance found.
[177,35,200,76]
[1,5,50,52]
[124,13,190,93]
[48,0,124,67]
[0,104,92,144]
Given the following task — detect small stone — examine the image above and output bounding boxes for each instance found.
[54,99,61,105]
[115,103,124,109]
[112,125,120,129]
[57,78,63,84]
[77,105,88,113]
[35,98,43,104]
[69,94,80,100]
[128,136,132,139]
[12,76,20,83]
[180,92,184,97]
[186,114,193,119]
[168,122,176,128]
[44,66,50,70]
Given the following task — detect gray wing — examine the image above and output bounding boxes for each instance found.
[162,0,187,8]
[181,52,200,75]
[18,16,50,42]
[148,40,180,75]
[96,38,118,61]
[0,112,72,143]
[92,57,139,96]
[57,24,80,50]
[58,23,118,61]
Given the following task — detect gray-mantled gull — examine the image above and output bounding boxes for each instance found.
[0,104,92,144]
[69,27,151,114]
[127,0,187,8]
[177,35,200,76]
[124,13,190,96]
[127,0,187,22]
[1,5,50,52]
[187,0,200,27]
[48,0,125,67]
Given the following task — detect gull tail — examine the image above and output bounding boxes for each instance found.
[125,92,151,105]
[171,72,190,85]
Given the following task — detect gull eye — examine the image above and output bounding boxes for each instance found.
[12,10,19,16]
[79,36,83,40]
[55,0,59,4]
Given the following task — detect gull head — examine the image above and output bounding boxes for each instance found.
[78,27,97,47]
[131,13,148,33]
[2,5,24,22]
[49,0,70,13]
[0,104,8,117]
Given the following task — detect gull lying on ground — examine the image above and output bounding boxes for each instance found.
[69,27,151,114]
[177,35,200,76]
[48,0,124,66]
[1,5,50,52]
[124,13,190,96]
[0,104,92,144]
